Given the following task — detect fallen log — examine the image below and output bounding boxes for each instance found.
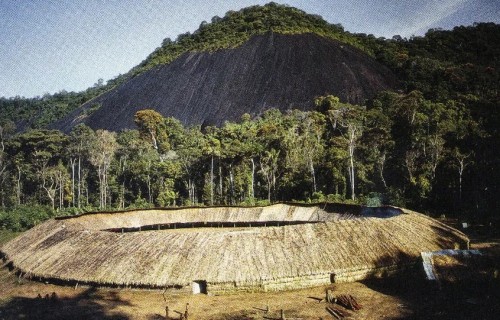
[328,304,351,319]
[326,306,342,319]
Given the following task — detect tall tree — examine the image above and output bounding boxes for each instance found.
[68,124,94,208]
[89,130,117,209]
[316,96,364,200]
[0,121,15,207]
[202,126,221,205]
[134,109,170,155]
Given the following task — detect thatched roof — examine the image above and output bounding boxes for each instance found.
[1,203,468,290]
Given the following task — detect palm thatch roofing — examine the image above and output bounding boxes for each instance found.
[1,203,468,292]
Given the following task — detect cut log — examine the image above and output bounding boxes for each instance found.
[326,306,342,319]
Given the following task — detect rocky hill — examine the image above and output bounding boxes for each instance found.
[3,4,499,133]
[53,32,398,131]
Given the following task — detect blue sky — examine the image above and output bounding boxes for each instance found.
[0,0,498,98]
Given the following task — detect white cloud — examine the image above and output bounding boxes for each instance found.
[396,0,468,37]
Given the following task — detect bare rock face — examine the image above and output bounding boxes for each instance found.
[54,32,398,132]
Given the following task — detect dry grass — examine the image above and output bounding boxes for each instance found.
[1,203,468,292]
[0,221,496,320]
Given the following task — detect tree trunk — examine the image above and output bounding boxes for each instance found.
[120,158,126,209]
[218,158,223,204]
[458,159,464,203]
[210,155,214,206]
[16,166,22,205]
[267,177,271,202]
[250,158,255,200]
[70,158,76,207]
[192,181,196,204]
[77,157,81,208]
[42,176,56,211]
[59,171,64,210]
[147,174,152,204]
[229,164,234,205]
[121,182,125,209]
[98,165,104,209]
[309,160,317,194]
[187,178,193,204]
[378,153,388,189]
[348,142,355,201]
[103,164,108,208]
[85,185,89,206]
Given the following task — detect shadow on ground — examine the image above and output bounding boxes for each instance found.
[0,287,131,320]
[361,237,500,320]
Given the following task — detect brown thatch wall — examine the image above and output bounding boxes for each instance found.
[0,204,468,293]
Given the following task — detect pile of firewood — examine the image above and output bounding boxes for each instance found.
[326,304,351,319]
[336,294,362,311]
[324,289,361,319]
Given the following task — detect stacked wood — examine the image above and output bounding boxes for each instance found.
[336,294,361,311]
[326,305,351,319]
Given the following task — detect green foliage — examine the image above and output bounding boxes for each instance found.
[0,205,55,231]
[384,23,500,102]
[365,192,383,207]
[0,84,114,130]
[311,191,325,202]
[157,189,177,207]
[0,6,498,225]
[133,3,361,75]
[127,197,154,210]
[0,86,495,228]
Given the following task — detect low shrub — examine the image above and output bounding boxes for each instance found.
[0,205,55,231]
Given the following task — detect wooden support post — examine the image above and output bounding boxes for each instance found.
[165,306,169,320]
[280,309,285,320]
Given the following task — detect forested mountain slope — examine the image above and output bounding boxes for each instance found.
[53,32,398,132]
[0,3,499,223]
[1,4,498,133]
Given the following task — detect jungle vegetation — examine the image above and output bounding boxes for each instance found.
[0,3,499,230]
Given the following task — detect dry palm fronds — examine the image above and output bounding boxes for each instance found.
[0,203,468,292]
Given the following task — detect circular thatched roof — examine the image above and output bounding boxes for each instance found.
[1,203,468,292]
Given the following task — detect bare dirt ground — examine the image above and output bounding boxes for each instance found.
[0,222,498,320]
